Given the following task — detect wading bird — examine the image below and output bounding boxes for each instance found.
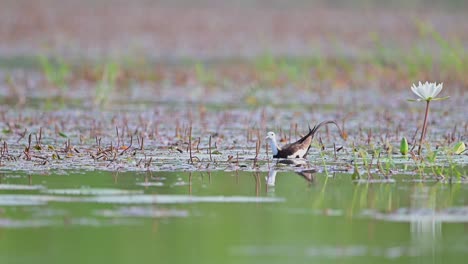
[265,120,341,159]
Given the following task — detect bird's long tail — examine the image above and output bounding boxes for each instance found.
[301,120,343,143]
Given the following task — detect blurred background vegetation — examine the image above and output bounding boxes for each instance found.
[0,0,466,107]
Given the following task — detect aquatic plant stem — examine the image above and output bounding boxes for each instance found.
[418,100,430,155]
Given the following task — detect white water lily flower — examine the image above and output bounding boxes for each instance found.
[408,81,450,155]
[409,81,448,102]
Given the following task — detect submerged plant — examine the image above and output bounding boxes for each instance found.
[408,81,449,155]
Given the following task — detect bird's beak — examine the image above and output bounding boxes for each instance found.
[265,136,269,140]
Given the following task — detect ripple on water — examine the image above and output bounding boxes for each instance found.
[42,188,144,195]
[0,184,45,190]
[361,207,468,222]
[68,217,140,227]
[229,244,420,259]
[136,182,164,187]
[0,218,56,228]
[0,194,285,205]
[87,195,285,204]
[95,206,189,218]
[171,181,190,187]
[0,195,51,206]
[352,179,396,184]
[0,217,140,229]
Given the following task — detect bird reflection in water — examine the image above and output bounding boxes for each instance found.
[265,168,317,193]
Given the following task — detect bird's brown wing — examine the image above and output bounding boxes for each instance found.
[276,120,341,159]
[276,142,309,158]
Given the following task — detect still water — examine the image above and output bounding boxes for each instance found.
[0,170,466,263]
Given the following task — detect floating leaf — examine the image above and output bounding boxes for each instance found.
[453,142,466,155]
[400,137,408,155]
[58,132,68,138]
[211,150,222,155]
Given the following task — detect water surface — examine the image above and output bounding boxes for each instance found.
[0,170,466,264]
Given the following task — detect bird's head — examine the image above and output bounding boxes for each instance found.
[265,131,276,141]
[265,131,279,155]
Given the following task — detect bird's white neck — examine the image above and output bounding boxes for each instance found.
[267,138,279,156]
